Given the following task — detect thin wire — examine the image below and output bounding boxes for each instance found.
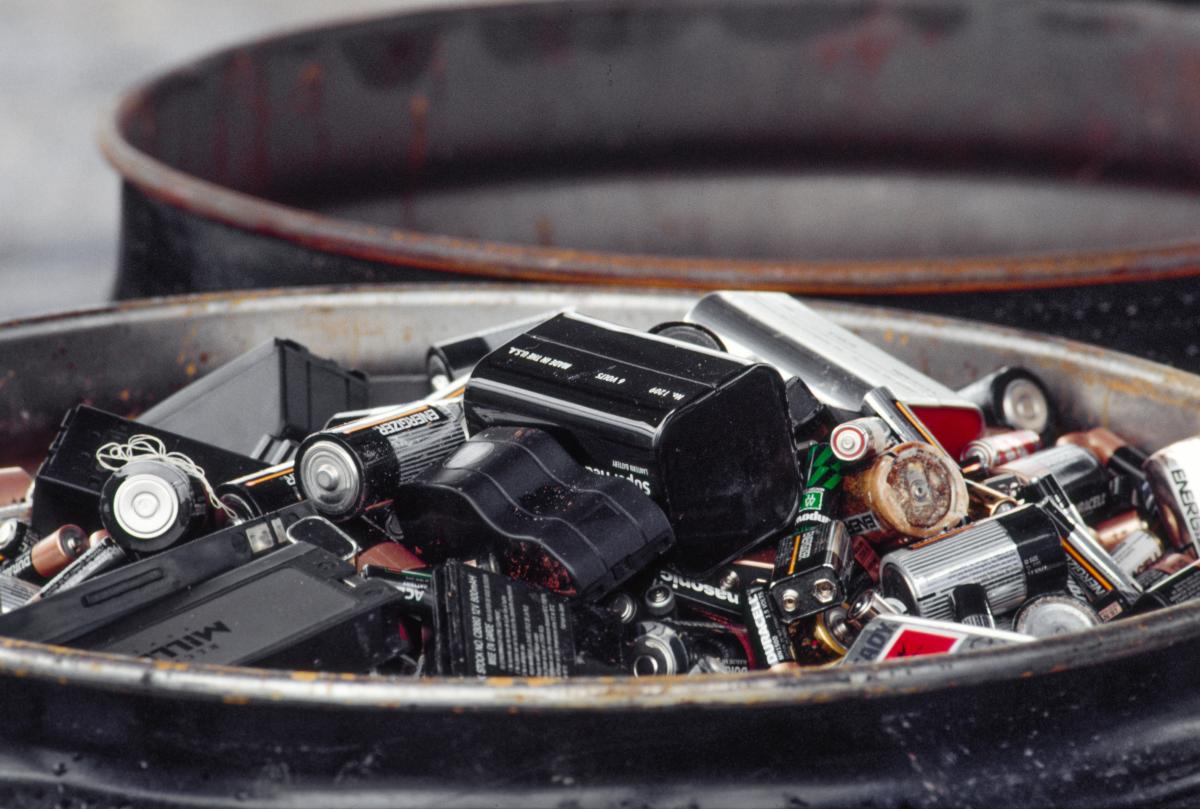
[96,434,237,521]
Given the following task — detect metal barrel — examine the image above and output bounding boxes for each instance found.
[100,0,1200,368]
[0,285,1199,804]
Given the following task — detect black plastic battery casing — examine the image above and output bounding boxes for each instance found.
[464,312,801,576]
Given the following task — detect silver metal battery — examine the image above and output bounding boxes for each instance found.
[831,417,892,463]
[1012,595,1100,637]
[1144,436,1200,554]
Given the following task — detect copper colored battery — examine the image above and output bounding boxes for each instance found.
[1095,511,1145,553]
[86,529,111,549]
[960,430,1041,472]
[840,442,968,544]
[0,467,32,506]
[356,540,425,573]
[30,525,88,579]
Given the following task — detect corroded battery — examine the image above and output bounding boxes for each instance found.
[879,505,1067,621]
[960,430,1042,472]
[840,442,968,544]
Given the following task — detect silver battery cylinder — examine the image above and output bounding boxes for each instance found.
[1144,436,1200,554]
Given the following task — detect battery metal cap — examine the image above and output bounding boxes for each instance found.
[1012,594,1100,637]
[297,440,361,518]
[1001,378,1051,435]
[631,621,688,676]
[100,460,205,553]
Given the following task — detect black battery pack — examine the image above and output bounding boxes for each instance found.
[430,561,624,677]
[31,406,267,535]
[394,427,674,601]
[138,338,369,463]
[0,502,316,645]
[74,541,401,671]
[464,312,801,576]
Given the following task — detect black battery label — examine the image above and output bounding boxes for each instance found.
[743,586,794,667]
[452,564,576,677]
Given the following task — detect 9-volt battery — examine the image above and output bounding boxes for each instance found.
[464,312,801,576]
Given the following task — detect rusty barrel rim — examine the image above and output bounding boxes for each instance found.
[99,0,1200,295]
[1,284,1197,710]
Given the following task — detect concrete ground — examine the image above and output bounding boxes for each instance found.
[0,1,417,320]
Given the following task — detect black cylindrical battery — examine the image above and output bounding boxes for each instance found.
[217,462,302,521]
[956,366,1058,441]
[98,460,212,554]
[295,401,468,521]
[951,583,996,629]
[880,505,1067,621]
[994,444,1114,524]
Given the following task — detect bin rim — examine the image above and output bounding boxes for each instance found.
[99,0,1200,296]
[0,283,1195,712]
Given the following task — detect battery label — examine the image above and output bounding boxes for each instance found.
[844,511,883,538]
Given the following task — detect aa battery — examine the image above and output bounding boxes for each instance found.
[1057,427,1152,515]
[1143,436,1200,554]
[1012,594,1100,637]
[960,430,1042,472]
[217,462,302,521]
[769,520,851,620]
[956,366,1058,440]
[296,400,468,521]
[36,536,129,599]
[840,442,968,543]
[997,444,1114,524]
[841,614,1033,664]
[1041,499,1142,621]
[831,417,892,464]
[742,585,798,670]
[879,505,1067,621]
[99,460,213,554]
[1109,529,1164,578]
[2,524,88,584]
[951,583,995,629]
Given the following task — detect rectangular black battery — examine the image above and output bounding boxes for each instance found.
[74,541,401,671]
[464,312,801,576]
[31,406,267,535]
[430,561,623,677]
[138,338,369,463]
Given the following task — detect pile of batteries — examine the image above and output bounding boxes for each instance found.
[0,291,1197,677]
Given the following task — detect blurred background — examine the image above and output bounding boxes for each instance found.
[0,1,422,320]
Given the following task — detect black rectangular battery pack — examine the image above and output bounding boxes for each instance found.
[74,541,401,671]
[31,406,267,536]
[138,338,369,463]
[430,561,623,677]
[464,312,801,576]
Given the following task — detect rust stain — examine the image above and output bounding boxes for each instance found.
[406,93,429,174]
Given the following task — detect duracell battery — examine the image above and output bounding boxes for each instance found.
[217,461,302,522]
[742,585,798,670]
[769,520,852,620]
[1143,436,1200,554]
[0,519,34,562]
[879,505,1067,621]
[841,614,1033,665]
[1135,552,1193,589]
[1135,559,1200,611]
[0,577,38,614]
[840,442,968,544]
[2,524,87,584]
[30,406,266,536]
[960,430,1042,472]
[99,460,214,554]
[295,400,468,521]
[950,583,995,629]
[426,311,564,390]
[464,311,802,577]
[0,501,316,645]
[995,444,1115,525]
[1040,498,1142,622]
[75,542,402,671]
[955,366,1058,441]
[35,536,128,600]
[430,561,624,677]
[394,427,674,601]
[684,292,985,457]
[1057,428,1153,516]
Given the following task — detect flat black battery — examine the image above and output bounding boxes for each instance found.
[31,406,267,536]
[429,561,624,677]
[73,541,401,671]
[464,312,801,576]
